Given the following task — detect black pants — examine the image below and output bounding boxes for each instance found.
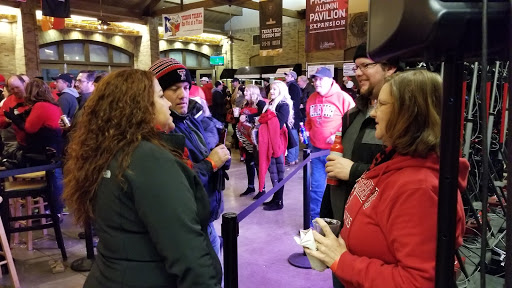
[244,148,256,187]
[268,154,285,202]
[231,119,240,149]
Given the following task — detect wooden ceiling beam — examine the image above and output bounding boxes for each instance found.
[154,0,222,16]
[235,1,302,19]
[142,0,163,16]
[71,1,144,20]
[153,0,252,16]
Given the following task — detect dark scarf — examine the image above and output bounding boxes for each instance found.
[369,146,396,170]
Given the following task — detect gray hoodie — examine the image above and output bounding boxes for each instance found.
[58,87,79,119]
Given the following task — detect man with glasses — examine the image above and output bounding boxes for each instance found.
[320,42,399,288]
[75,70,96,109]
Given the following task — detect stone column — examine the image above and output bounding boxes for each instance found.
[136,17,160,69]
[18,1,40,78]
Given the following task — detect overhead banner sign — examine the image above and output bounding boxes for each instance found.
[259,0,283,56]
[306,0,348,53]
[163,8,204,38]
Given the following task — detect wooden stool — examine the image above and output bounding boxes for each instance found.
[10,196,49,250]
[0,196,20,288]
[9,172,48,250]
[0,169,67,261]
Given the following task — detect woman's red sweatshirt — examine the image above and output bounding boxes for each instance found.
[334,153,468,288]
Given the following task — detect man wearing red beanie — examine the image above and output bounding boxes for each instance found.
[149,58,231,259]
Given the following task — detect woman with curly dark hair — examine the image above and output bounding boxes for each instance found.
[63,69,222,287]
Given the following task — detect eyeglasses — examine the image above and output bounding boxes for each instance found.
[352,62,379,72]
[374,100,393,111]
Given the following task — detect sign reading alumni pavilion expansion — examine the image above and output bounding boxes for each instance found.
[306,0,348,52]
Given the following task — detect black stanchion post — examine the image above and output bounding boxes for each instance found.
[302,149,311,230]
[288,149,312,269]
[222,212,239,288]
[71,222,95,272]
[435,58,463,288]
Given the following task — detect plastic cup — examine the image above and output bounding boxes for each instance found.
[233,107,240,117]
[313,218,341,236]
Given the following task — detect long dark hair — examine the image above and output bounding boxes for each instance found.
[24,79,58,106]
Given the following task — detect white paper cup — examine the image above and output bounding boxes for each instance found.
[306,254,327,271]
[313,218,341,236]
[233,107,240,117]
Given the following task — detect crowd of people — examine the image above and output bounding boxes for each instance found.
[0,41,469,287]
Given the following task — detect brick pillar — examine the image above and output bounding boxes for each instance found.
[136,17,160,69]
[18,1,40,78]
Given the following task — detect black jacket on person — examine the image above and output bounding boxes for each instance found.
[319,104,384,221]
[300,83,315,120]
[287,80,302,129]
[210,87,226,123]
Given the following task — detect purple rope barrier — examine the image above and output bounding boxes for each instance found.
[237,150,329,222]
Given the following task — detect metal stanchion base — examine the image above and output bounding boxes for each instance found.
[70,257,95,272]
[288,252,312,269]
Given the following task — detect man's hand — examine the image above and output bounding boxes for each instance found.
[326,134,336,144]
[208,144,231,170]
[325,154,353,181]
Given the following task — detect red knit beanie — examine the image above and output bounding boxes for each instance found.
[149,58,192,91]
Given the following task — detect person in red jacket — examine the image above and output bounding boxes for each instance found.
[200,77,213,106]
[22,79,63,154]
[305,70,468,288]
[10,79,65,217]
[304,67,355,221]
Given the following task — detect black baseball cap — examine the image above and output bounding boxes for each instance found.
[52,73,74,84]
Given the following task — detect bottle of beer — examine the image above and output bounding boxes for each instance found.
[327,131,343,185]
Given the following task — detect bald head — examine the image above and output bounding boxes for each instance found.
[7,75,29,99]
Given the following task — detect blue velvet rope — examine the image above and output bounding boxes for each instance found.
[237,150,329,222]
[0,162,62,179]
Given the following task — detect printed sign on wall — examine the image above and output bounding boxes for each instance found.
[163,8,204,38]
[306,0,348,52]
[259,0,283,56]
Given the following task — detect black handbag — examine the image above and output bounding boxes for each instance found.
[286,124,298,149]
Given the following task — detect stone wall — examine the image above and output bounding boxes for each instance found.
[227,13,366,73]
[228,20,346,71]
[0,22,17,77]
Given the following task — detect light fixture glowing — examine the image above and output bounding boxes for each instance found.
[1,19,8,23]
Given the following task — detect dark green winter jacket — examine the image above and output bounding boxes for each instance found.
[84,140,222,288]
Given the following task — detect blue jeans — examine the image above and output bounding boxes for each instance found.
[310,145,328,222]
[48,168,64,214]
[286,129,299,163]
[208,222,221,258]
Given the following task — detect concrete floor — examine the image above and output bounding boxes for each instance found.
[0,147,332,288]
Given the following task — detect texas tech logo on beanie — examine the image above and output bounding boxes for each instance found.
[149,58,192,91]
[177,69,187,81]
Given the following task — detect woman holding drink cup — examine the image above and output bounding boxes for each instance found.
[305,70,468,287]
